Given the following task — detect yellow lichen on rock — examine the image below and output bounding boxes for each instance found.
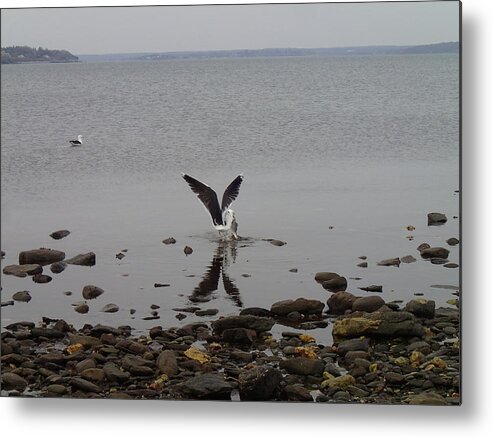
[184,347,210,364]
[332,316,381,337]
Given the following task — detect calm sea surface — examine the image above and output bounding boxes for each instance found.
[1,55,459,341]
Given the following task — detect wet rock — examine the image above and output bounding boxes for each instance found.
[19,248,65,266]
[428,212,447,225]
[212,315,275,334]
[69,335,102,349]
[322,275,348,291]
[377,257,400,267]
[69,377,102,393]
[239,366,282,400]
[32,274,52,284]
[336,338,370,355]
[116,340,147,355]
[357,262,368,268]
[1,372,28,391]
[358,285,383,293]
[31,327,65,339]
[417,243,431,252]
[45,384,68,395]
[156,350,178,377]
[279,357,324,376]
[404,299,435,318]
[315,272,342,283]
[401,255,417,263]
[384,372,405,385]
[1,300,14,307]
[116,253,125,260]
[269,240,286,246]
[447,237,460,246]
[162,237,176,245]
[75,358,97,373]
[332,311,424,339]
[80,368,105,383]
[184,246,193,256]
[3,264,43,277]
[407,392,448,405]
[82,285,105,300]
[100,303,119,313]
[444,263,459,268]
[420,247,449,259]
[50,261,67,274]
[284,384,313,401]
[270,298,324,316]
[12,291,31,302]
[75,304,89,314]
[65,252,96,266]
[430,258,448,265]
[174,373,233,400]
[50,229,70,240]
[193,308,218,317]
[327,291,358,315]
[5,321,35,330]
[154,283,170,287]
[289,268,298,273]
[352,296,386,313]
[239,307,273,318]
[222,328,257,345]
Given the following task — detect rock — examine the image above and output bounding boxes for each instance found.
[45,384,68,395]
[377,257,400,267]
[69,335,102,349]
[279,357,324,376]
[239,307,273,318]
[333,391,351,402]
[1,372,28,391]
[289,268,298,273]
[174,373,232,400]
[384,372,405,385]
[116,253,125,260]
[19,248,65,266]
[184,246,193,256]
[332,311,424,339]
[156,350,178,377]
[116,340,147,355]
[407,392,448,405]
[447,237,459,246]
[357,262,368,268]
[322,276,348,291]
[269,240,286,246]
[428,212,447,225]
[0,250,4,258]
[327,291,358,315]
[100,303,119,313]
[417,243,431,252]
[162,237,176,245]
[82,285,104,300]
[50,229,70,240]
[75,304,89,314]
[69,377,102,393]
[212,315,275,334]
[1,300,14,307]
[103,363,130,382]
[336,338,370,355]
[270,298,324,316]
[431,258,448,265]
[222,328,257,345]
[444,263,459,268]
[401,255,417,263]
[65,252,96,266]
[358,285,383,293]
[75,358,97,373]
[31,327,65,339]
[128,365,154,376]
[154,283,170,287]
[420,247,450,259]
[239,366,282,401]
[284,384,313,401]
[315,272,341,283]
[324,374,355,389]
[352,296,386,313]
[194,308,219,317]
[404,299,435,318]
[3,264,43,277]
[50,261,67,274]
[12,290,31,302]
[32,274,52,284]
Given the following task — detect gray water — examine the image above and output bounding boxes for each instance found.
[1,54,459,342]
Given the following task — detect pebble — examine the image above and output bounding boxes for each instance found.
[162,237,176,245]
[183,246,193,256]
[50,229,71,240]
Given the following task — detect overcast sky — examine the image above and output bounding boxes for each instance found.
[1,1,460,55]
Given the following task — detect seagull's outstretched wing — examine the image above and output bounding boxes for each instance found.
[182,174,223,226]
[221,175,244,211]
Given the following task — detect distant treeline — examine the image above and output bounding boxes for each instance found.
[1,46,79,64]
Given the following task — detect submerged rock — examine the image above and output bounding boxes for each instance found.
[65,252,96,266]
[19,248,65,266]
[269,240,286,246]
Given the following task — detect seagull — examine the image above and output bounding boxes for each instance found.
[182,173,244,240]
[69,135,83,146]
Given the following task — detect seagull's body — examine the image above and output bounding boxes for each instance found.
[182,173,244,240]
[69,135,83,146]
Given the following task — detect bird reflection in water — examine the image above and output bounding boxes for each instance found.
[189,240,242,307]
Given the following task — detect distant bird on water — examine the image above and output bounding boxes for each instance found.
[182,173,244,240]
[69,135,83,146]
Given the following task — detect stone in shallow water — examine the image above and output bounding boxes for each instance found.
[270,298,324,316]
[3,264,43,277]
[12,290,31,302]
[400,255,417,263]
[420,247,449,259]
[173,373,233,400]
[377,257,400,267]
[447,237,460,246]
[162,237,176,245]
[50,229,70,240]
[82,285,104,300]
[100,303,119,313]
[352,295,385,313]
[238,366,282,401]
[50,261,67,274]
[427,212,447,225]
[327,291,358,315]
[19,248,65,266]
[65,252,96,266]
